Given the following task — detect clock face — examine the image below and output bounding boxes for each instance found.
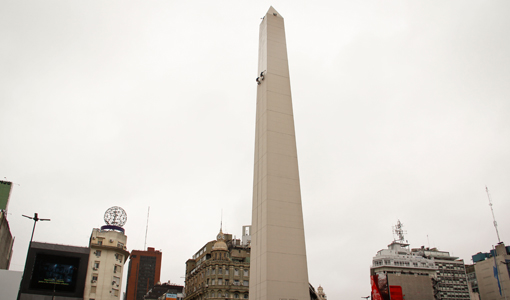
[104,206,127,227]
[217,233,224,240]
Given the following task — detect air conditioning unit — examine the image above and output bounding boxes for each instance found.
[91,280,97,283]
[110,239,114,243]
[92,237,96,240]
[93,267,98,270]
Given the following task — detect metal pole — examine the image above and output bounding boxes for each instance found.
[17,213,50,300]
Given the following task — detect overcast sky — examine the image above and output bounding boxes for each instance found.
[1,1,510,299]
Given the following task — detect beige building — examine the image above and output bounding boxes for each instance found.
[465,264,480,300]
[473,242,510,300]
[184,228,251,300]
[83,226,130,299]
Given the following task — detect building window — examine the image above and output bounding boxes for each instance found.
[244,294,248,299]
[225,269,229,275]
[218,279,223,285]
[243,280,248,286]
[97,238,103,245]
[212,268,216,275]
[211,279,215,285]
[219,268,222,274]
[235,293,239,299]
[234,269,239,276]
[114,265,121,273]
[244,270,248,277]
[94,262,100,269]
[95,250,101,257]
[234,280,239,286]
[117,242,124,248]
[113,276,120,288]
[225,279,229,285]
[92,275,98,281]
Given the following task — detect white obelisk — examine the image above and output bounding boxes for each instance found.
[250,7,309,300]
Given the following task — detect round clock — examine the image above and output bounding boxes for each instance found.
[104,206,127,227]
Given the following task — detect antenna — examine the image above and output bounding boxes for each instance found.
[144,206,150,251]
[485,187,501,243]
[427,234,430,248]
[392,220,406,242]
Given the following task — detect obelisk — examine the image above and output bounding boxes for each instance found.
[250,7,309,300]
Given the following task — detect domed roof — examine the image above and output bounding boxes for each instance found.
[213,240,228,251]
[212,228,228,251]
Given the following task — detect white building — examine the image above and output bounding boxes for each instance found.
[371,221,437,300]
[83,225,129,299]
[372,240,438,276]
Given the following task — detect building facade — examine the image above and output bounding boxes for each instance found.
[144,281,184,300]
[0,210,14,269]
[411,247,470,300]
[83,226,130,300]
[184,229,251,300]
[371,221,437,300]
[472,242,510,300]
[371,240,437,300]
[465,264,480,300]
[0,180,14,270]
[125,247,162,300]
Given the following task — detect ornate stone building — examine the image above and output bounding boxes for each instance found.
[184,229,250,300]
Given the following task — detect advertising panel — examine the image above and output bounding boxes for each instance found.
[166,293,178,300]
[371,274,390,300]
[389,285,403,300]
[0,180,12,211]
[29,253,80,293]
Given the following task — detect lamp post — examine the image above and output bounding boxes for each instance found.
[17,213,50,300]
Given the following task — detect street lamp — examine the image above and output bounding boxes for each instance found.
[22,213,51,246]
[17,213,50,300]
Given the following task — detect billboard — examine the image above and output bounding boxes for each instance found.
[371,274,390,300]
[19,242,89,299]
[166,293,178,300]
[389,286,403,300]
[0,180,12,211]
[29,253,80,292]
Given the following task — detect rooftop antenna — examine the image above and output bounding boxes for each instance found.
[392,220,406,242]
[485,187,501,243]
[144,206,150,250]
